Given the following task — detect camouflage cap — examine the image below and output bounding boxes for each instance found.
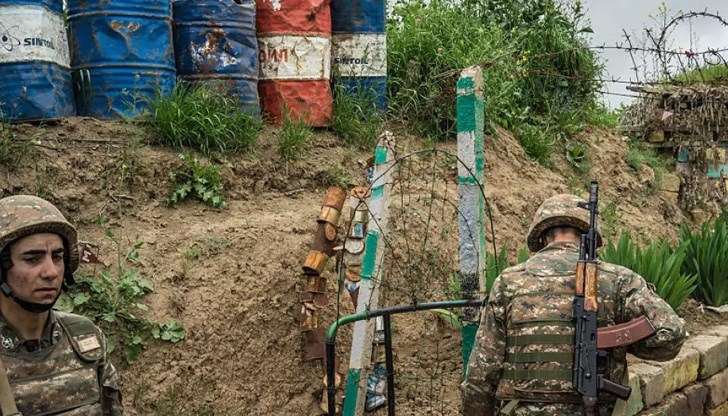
[527,194,603,252]
[0,195,79,273]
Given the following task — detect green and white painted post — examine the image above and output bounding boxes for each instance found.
[456,66,487,371]
[343,131,396,416]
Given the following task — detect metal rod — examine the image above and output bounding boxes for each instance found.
[326,339,337,416]
[383,314,395,416]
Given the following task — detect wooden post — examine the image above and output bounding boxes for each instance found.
[342,131,396,416]
[456,66,487,371]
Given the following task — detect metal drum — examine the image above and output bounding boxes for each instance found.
[67,0,176,119]
[0,0,75,121]
[256,0,332,126]
[331,0,387,110]
[173,0,259,117]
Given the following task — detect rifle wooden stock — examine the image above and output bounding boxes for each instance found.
[597,316,656,349]
[575,261,585,296]
[584,263,598,312]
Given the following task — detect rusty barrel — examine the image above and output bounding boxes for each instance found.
[173,0,259,117]
[67,0,176,119]
[256,0,333,126]
[0,0,75,121]
[331,0,387,110]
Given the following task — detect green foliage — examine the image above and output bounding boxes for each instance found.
[276,115,312,163]
[145,82,261,156]
[600,232,696,311]
[315,166,352,189]
[332,84,384,150]
[486,246,510,294]
[626,140,666,189]
[565,142,589,169]
[679,219,728,307]
[0,118,35,170]
[167,153,227,209]
[387,0,602,163]
[675,65,728,84]
[600,201,620,240]
[61,229,184,363]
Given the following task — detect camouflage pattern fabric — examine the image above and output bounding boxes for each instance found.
[461,242,686,416]
[0,195,79,273]
[0,310,123,415]
[526,194,603,252]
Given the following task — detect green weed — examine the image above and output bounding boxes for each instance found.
[601,232,696,311]
[332,83,383,150]
[679,218,728,307]
[600,201,620,241]
[277,115,312,163]
[0,118,36,170]
[315,166,352,189]
[59,228,185,363]
[167,153,227,209]
[145,82,261,156]
[626,140,666,190]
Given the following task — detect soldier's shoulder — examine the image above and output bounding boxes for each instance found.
[598,261,638,278]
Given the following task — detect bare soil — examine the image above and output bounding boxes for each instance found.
[1,118,723,415]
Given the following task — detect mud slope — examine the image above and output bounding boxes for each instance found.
[0,118,700,415]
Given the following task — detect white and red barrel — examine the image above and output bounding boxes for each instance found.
[256,0,333,126]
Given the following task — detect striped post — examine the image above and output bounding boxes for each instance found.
[456,66,487,371]
[343,131,396,416]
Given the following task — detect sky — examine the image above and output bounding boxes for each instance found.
[581,0,728,108]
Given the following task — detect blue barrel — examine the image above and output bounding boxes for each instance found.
[331,0,387,110]
[173,0,259,116]
[0,0,75,121]
[67,0,176,119]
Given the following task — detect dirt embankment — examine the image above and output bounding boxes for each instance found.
[0,118,716,415]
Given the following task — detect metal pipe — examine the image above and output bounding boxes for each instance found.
[383,314,395,416]
[324,299,484,416]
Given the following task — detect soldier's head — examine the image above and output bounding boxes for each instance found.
[527,194,603,252]
[0,195,78,313]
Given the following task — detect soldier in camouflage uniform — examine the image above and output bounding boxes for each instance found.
[0,195,123,415]
[461,194,686,416]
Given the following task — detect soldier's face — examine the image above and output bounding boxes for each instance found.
[7,233,65,305]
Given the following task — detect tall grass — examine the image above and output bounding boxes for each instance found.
[679,219,728,307]
[332,83,384,150]
[145,83,261,156]
[0,116,36,170]
[387,0,604,162]
[277,115,312,163]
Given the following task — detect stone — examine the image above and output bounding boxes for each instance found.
[706,368,728,409]
[662,392,691,416]
[660,172,681,193]
[638,165,656,184]
[624,370,645,416]
[683,383,708,416]
[631,362,665,408]
[637,404,668,416]
[683,335,728,379]
[704,325,728,340]
[707,401,728,416]
[646,347,699,396]
[648,130,665,143]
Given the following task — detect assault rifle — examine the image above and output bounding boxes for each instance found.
[572,180,656,416]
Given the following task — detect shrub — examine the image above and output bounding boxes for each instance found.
[167,153,227,209]
[332,83,383,150]
[601,232,696,311]
[146,82,261,155]
[276,115,312,163]
[60,228,184,363]
[679,219,728,307]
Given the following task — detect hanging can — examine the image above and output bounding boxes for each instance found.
[256,0,333,126]
[330,0,387,110]
[67,0,176,119]
[0,0,75,121]
[173,0,259,117]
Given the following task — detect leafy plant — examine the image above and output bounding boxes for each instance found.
[600,201,620,240]
[485,246,510,294]
[679,219,728,307]
[626,140,666,190]
[332,83,383,150]
[167,153,227,209]
[61,229,185,363]
[276,114,312,163]
[565,142,588,169]
[601,232,696,311]
[145,82,261,155]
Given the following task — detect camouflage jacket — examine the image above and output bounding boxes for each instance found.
[0,310,123,415]
[461,242,686,416]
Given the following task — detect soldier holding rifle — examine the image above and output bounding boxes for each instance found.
[462,187,686,416]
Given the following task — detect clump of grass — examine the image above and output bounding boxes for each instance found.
[146,83,261,155]
[332,83,384,150]
[277,115,312,163]
[626,140,666,190]
[0,117,36,170]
